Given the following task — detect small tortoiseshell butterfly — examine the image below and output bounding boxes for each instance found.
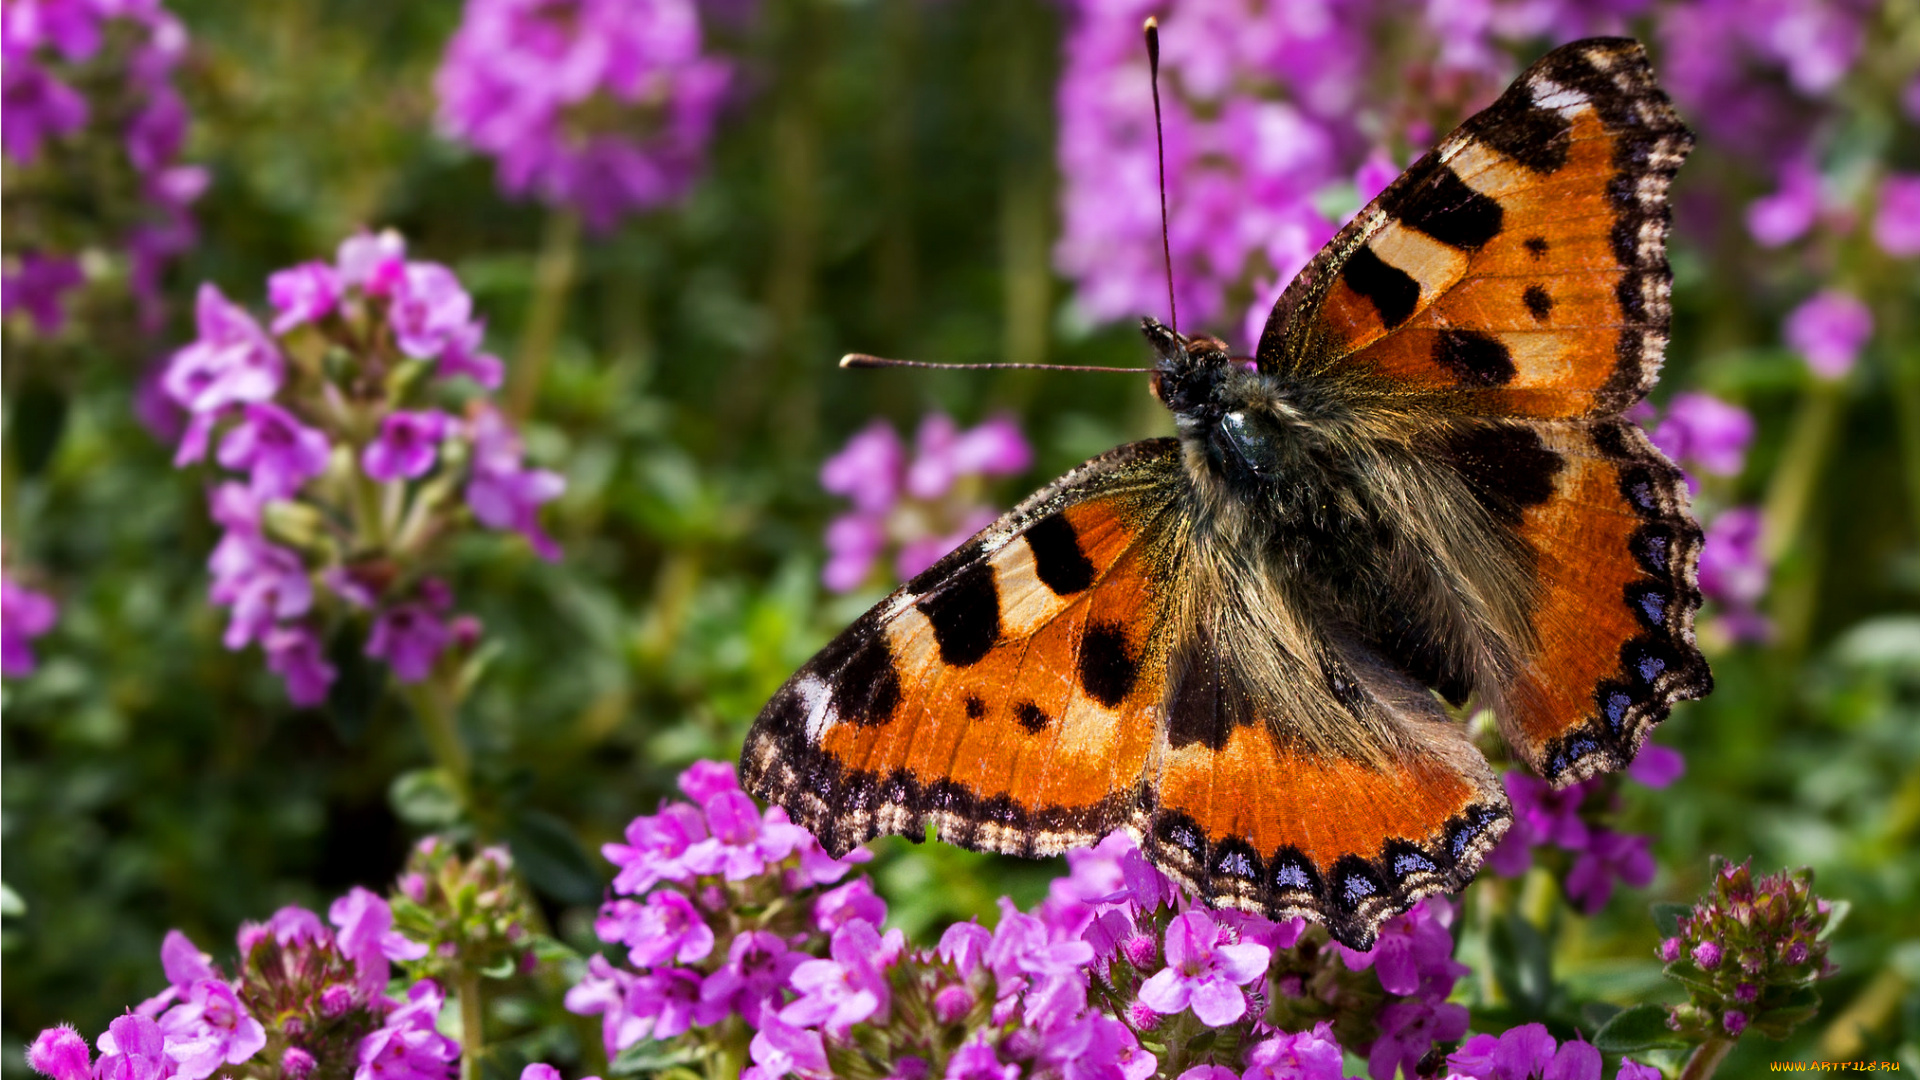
[742,36,1710,948]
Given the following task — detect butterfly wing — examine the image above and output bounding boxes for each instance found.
[1253,38,1708,782]
[1257,37,1691,420]
[744,440,1188,860]
[745,439,1512,947]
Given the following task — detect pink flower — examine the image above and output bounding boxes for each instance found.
[1242,1020,1344,1080]
[1338,897,1465,996]
[208,531,313,651]
[944,1035,1018,1080]
[602,802,707,894]
[263,623,337,706]
[1628,743,1685,788]
[337,229,406,288]
[814,877,888,934]
[436,320,505,389]
[607,889,713,968]
[904,414,1033,499]
[1873,173,1920,257]
[331,886,429,1000]
[1136,909,1270,1027]
[2,252,86,333]
[743,1005,828,1080]
[2,573,59,677]
[782,920,902,1038]
[1650,392,1755,480]
[465,406,566,560]
[217,402,332,498]
[155,979,268,1080]
[362,410,453,482]
[163,284,285,415]
[1565,828,1656,914]
[1745,160,1822,247]
[266,260,342,334]
[564,954,647,1056]
[28,1026,93,1080]
[390,262,474,359]
[93,1014,171,1080]
[821,420,905,515]
[629,968,704,1041]
[366,596,454,683]
[355,980,459,1080]
[1784,290,1872,379]
[822,512,887,592]
[700,930,803,1027]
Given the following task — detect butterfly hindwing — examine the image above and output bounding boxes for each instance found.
[1497,418,1711,782]
[742,440,1186,860]
[1259,38,1692,420]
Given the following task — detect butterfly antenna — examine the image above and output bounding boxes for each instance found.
[840,354,1147,374]
[1145,15,1177,336]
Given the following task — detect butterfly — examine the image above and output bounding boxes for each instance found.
[741,36,1709,948]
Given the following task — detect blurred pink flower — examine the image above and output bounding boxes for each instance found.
[1784,290,1872,379]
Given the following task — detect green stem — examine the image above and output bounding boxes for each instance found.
[458,970,484,1080]
[1678,1035,1735,1080]
[1761,377,1844,567]
[1892,343,1920,546]
[400,669,472,818]
[508,207,582,421]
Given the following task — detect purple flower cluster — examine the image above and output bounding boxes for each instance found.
[1657,860,1836,1043]
[819,414,1032,592]
[1484,744,1678,914]
[1446,1023,1659,1080]
[2,569,60,677]
[1052,0,1645,344]
[572,760,1504,1080]
[157,230,566,704]
[27,888,448,1080]
[1784,290,1872,381]
[1,0,205,332]
[434,0,731,230]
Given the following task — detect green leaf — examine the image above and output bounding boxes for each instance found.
[1489,911,1553,1016]
[0,882,25,918]
[1651,902,1692,939]
[479,954,518,979]
[506,809,601,906]
[10,378,68,477]
[1594,1004,1689,1052]
[389,769,463,829]
[1817,899,1850,940]
[608,1039,704,1077]
[1582,1001,1625,1031]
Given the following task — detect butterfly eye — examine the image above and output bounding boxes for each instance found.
[1219,410,1279,475]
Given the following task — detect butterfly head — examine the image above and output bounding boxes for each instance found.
[1143,316,1327,488]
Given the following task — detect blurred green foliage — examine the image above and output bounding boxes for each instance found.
[3,0,1918,1074]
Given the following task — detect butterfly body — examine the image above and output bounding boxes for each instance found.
[744,37,1709,948]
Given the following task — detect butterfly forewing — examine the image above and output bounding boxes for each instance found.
[743,440,1186,861]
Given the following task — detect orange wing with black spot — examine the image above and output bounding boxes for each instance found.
[743,440,1188,862]
[744,439,1512,948]
[1253,38,1708,783]
[1258,38,1691,420]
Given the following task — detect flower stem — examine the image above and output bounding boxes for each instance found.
[1760,375,1846,656]
[1678,1035,1735,1080]
[457,970,485,1080]
[400,669,472,818]
[508,206,582,421]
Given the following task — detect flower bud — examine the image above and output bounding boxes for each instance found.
[1124,1000,1160,1031]
[1723,1010,1748,1036]
[1735,982,1758,1003]
[281,1047,317,1080]
[319,983,355,1016]
[1120,933,1158,969]
[1659,937,1683,962]
[932,984,975,1025]
[1691,941,1723,969]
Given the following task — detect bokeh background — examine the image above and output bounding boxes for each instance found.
[4,0,1917,1073]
